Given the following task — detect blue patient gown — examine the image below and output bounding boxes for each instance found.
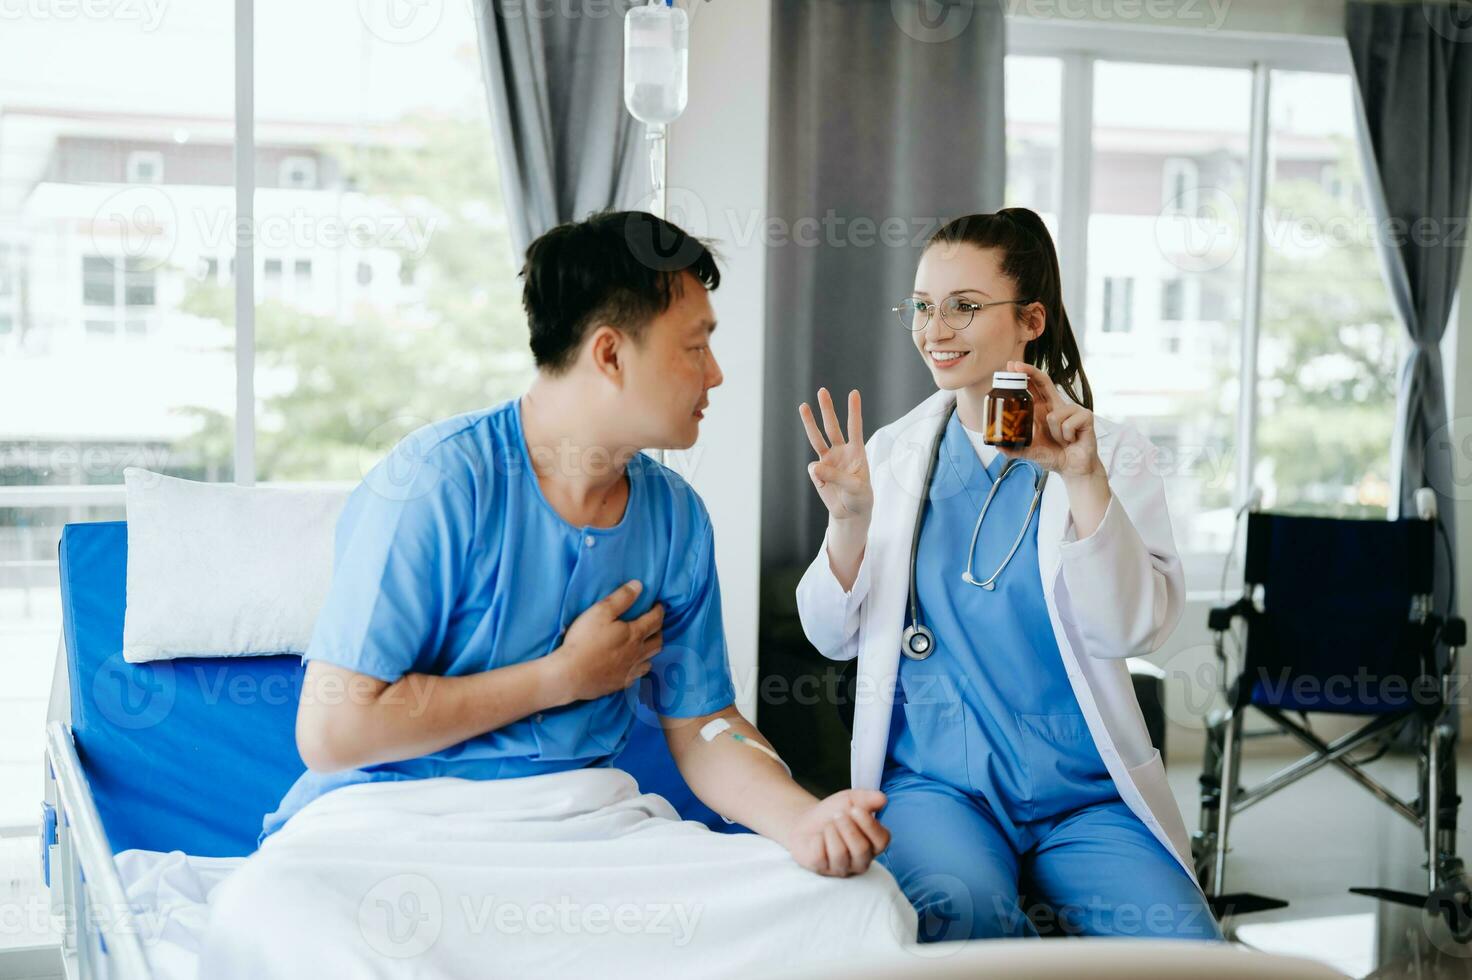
[262,399,735,837]
[878,414,1219,942]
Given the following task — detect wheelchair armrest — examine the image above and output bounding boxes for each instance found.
[1208,598,1253,632]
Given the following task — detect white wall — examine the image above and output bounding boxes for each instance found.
[666,0,771,720]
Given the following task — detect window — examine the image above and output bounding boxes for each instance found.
[81,256,157,337]
[1161,157,1199,215]
[124,260,155,307]
[82,255,115,306]
[126,149,163,184]
[0,243,13,297]
[1004,55,1062,231]
[1102,276,1133,332]
[249,0,528,485]
[263,257,283,299]
[1256,71,1400,516]
[279,154,318,190]
[1086,60,1252,585]
[1,3,235,831]
[1161,278,1186,321]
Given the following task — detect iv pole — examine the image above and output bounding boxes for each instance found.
[626,0,687,462]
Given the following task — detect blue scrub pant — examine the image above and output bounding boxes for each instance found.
[878,774,1222,942]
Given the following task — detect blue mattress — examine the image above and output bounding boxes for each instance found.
[58,521,736,858]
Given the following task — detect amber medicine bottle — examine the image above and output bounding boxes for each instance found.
[983,371,1033,447]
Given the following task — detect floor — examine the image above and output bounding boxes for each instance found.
[0,836,61,979]
[1166,743,1472,978]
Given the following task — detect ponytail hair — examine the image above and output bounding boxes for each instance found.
[924,207,1093,411]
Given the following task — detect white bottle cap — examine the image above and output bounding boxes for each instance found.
[993,371,1028,390]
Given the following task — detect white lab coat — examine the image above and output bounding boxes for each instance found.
[795,387,1200,886]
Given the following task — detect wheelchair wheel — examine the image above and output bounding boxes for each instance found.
[1427,722,1469,942]
[1192,831,1216,894]
[1194,711,1226,893]
[1431,871,1472,944]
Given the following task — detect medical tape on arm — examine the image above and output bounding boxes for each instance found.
[698,717,792,777]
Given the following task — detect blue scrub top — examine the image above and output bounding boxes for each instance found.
[263,399,735,837]
[886,413,1117,826]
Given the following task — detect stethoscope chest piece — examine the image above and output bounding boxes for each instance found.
[901,623,936,660]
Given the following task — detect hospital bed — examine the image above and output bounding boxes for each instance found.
[40,519,1348,979]
[40,519,732,980]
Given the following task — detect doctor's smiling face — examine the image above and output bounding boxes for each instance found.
[907,209,1095,418]
[909,241,1043,394]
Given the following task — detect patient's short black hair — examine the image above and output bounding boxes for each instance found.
[520,211,721,374]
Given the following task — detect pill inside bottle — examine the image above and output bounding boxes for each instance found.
[982,371,1033,448]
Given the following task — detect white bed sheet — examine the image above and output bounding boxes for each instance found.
[116,848,243,980]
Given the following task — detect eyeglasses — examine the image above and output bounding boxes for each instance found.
[892,295,1035,332]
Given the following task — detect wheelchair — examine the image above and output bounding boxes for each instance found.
[1193,501,1471,940]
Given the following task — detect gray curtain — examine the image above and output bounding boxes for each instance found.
[1346,0,1472,626]
[474,0,650,256]
[761,0,1006,576]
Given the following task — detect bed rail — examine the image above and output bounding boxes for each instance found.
[44,720,154,980]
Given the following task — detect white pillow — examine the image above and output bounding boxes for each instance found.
[122,468,349,663]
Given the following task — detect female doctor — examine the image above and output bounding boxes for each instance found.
[795,208,1220,942]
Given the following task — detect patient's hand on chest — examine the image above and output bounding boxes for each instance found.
[544,580,666,704]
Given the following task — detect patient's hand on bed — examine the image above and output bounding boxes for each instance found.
[781,789,891,877]
[663,706,890,878]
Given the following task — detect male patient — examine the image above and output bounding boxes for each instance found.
[201,212,906,978]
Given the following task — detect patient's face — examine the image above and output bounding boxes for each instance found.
[619,271,723,450]
[910,243,1034,393]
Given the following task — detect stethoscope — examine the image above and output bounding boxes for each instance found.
[900,403,1049,661]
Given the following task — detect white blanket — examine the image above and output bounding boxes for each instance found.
[117,849,242,980]
[197,769,916,979]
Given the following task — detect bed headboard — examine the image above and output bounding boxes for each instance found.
[57,521,734,858]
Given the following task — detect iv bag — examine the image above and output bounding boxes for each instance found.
[624,1,689,127]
